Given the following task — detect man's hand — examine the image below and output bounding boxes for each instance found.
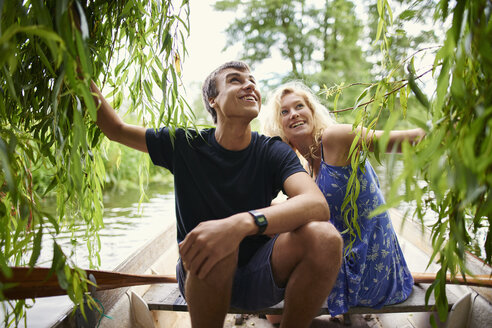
[179,213,255,280]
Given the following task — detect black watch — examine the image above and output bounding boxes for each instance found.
[248,210,268,235]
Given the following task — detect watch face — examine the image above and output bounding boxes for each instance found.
[249,210,267,235]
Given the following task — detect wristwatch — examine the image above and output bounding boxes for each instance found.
[248,210,268,235]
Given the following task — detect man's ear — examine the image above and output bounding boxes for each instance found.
[209,97,216,109]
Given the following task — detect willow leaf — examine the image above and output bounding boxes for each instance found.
[0,138,14,190]
[35,43,56,76]
[74,0,89,40]
[28,225,43,267]
[347,133,360,160]
[399,87,407,117]
[407,69,429,108]
[80,83,97,121]
[75,30,91,76]
[451,0,465,43]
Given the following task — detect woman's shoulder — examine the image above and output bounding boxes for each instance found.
[320,124,355,166]
[321,124,355,150]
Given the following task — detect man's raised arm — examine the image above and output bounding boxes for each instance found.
[90,81,148,153]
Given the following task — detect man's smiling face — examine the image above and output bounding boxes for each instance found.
[210,68,261,122]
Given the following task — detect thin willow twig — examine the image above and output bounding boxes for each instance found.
[330,67,434,113]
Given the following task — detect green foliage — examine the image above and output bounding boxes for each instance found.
[0,0,189,325]
[407,0,491,320]
[339,0,491,325]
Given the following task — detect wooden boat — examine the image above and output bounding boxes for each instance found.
[49,209,491,328]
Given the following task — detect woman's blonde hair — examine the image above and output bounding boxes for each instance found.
[261,81,336,157]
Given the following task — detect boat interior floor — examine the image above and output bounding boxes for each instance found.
[222,311,450,328]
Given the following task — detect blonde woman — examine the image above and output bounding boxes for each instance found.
[261,81,424,318]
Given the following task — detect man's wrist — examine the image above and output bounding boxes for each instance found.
[232,213,258,237]
[248,210,268,235]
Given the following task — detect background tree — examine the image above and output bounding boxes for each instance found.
[214,0,371,112]
[0,0,189,325]
[365,0,440,75]
[216,0,311,79]
[309,0,370,87]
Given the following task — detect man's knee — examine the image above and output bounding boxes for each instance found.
[187,251,238,291]
[272,221,342,286]
[297,221,343,267]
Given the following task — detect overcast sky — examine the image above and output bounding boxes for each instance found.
[180,1,291,91]
[178,1,439,100]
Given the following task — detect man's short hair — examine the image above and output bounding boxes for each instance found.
[202,61,251,124]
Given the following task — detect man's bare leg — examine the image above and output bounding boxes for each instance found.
[271,221,343,328]
[185,252,238,328]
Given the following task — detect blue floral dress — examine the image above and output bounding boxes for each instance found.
[316,154,413,316]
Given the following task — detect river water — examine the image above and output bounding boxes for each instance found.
[6,183,176,328]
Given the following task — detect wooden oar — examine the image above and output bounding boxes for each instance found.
[0,267,177,300]
[1,268,491,300]
[412,272,492,287]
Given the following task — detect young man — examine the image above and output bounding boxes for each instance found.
[91,61,342,328]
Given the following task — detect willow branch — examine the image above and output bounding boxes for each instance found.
[329,67,434,114]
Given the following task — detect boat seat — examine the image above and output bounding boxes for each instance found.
[143,282,460,320]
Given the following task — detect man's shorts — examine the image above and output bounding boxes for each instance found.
[176,235,285,310]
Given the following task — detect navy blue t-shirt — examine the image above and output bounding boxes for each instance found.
[146,127,305,266]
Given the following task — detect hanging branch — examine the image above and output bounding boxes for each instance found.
[0,1,190,325]
[329,67,434,113]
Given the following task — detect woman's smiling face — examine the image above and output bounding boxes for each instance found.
[280,92,314,141]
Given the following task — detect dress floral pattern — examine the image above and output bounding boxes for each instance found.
[316,156,413,316]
